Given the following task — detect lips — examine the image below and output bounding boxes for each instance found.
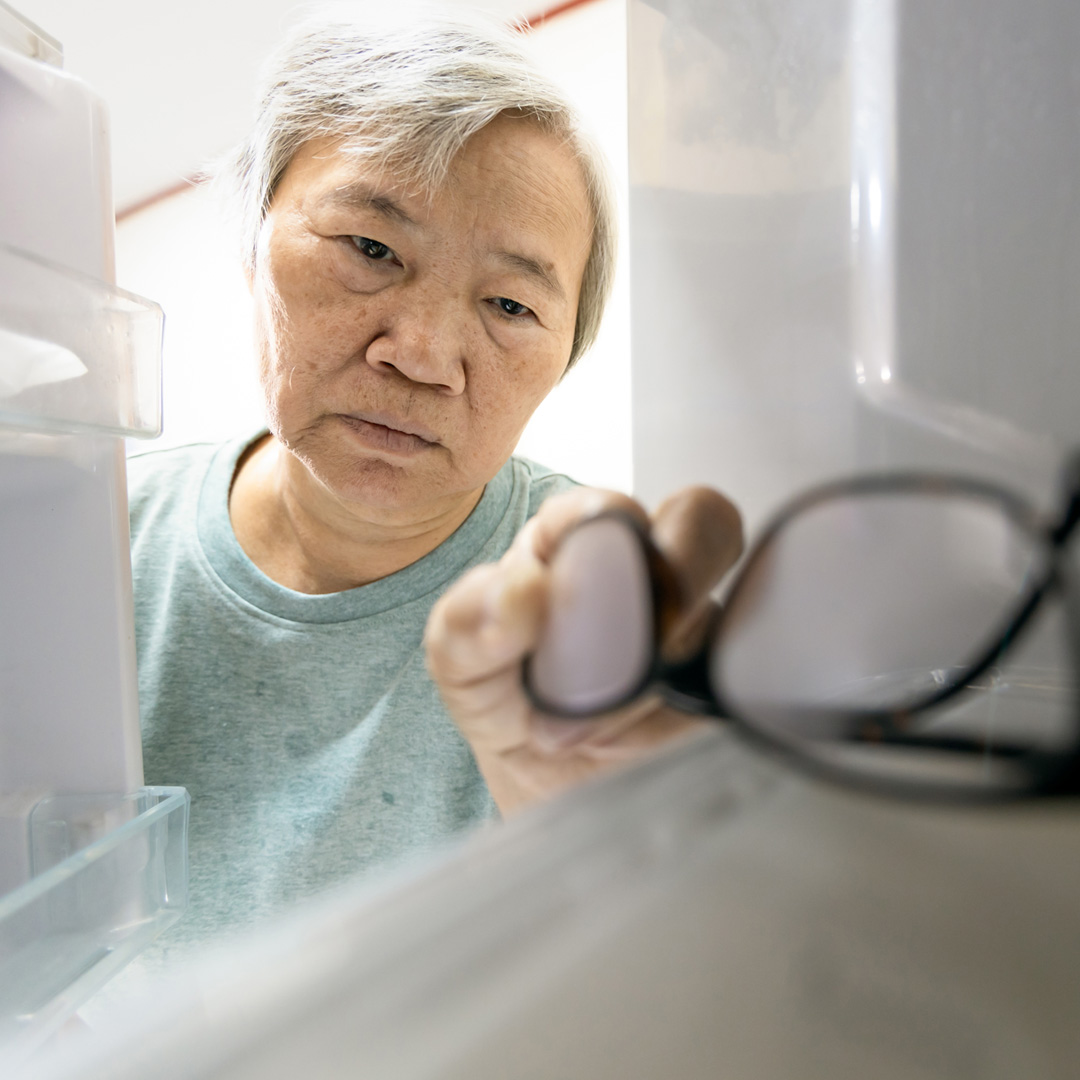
[339,411,439,455]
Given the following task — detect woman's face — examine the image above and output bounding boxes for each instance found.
[250,115,593,524]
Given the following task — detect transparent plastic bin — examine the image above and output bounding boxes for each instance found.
[0,241,162,439]
[0,786,189,1064]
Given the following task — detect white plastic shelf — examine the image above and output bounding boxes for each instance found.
[0,241,162,439]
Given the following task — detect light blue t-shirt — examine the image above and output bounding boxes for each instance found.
[127,433,577,951]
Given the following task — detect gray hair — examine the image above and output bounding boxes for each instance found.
[222,9,617,368]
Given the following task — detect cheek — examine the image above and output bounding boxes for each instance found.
[253,267,370,385]
[251,282,289,398]
[251,289,344,428]
[469,344,569,432]
[257,233,364,343]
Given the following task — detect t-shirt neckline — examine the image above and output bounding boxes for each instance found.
[196,431,514,624]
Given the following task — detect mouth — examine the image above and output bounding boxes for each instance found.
[338,412,440,456]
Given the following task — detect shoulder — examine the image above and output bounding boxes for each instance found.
[507,456,580,518]
[127,441,218,516]
[127,441,219,490]
[125,438,217,494]
[461,457,579,566]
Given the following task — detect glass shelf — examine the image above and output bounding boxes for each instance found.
[0,242,163,439]
[0,786,189,1066]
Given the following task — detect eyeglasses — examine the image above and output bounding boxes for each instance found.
[525,453,1080,802]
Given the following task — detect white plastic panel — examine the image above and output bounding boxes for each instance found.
[629,0,863,523]
[628,0,1079,527]
[0,14,183,1065]
[0,433,144,800]
[889,0,1080,461]
[0,42,113,281]
[0,34,148,899]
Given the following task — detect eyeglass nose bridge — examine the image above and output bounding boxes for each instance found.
[652,645,723,716]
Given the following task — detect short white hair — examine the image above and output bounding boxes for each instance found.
[221,9,616,368]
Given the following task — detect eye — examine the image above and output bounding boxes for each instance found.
[351,236,396,262]
[490,297,533,319]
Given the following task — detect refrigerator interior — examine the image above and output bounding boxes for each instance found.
[0,1,188,1065]
[14,0,1080,1076]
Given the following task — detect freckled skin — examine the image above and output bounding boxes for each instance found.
[234,117,593,585]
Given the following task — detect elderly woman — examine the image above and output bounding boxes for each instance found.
[128,12,741,951]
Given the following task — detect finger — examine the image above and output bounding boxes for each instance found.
[649,486,744,660]
[528,692,663,753]
[425,558,550,759]
[513,485,650,565]
[573,706,709,761]
[424,557,547,688]
[531,696,706,759]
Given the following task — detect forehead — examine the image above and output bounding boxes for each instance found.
[274,116,593,262]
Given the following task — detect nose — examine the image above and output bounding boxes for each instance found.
[365,294,467,396]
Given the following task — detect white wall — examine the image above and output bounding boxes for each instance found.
[14,0,541,208]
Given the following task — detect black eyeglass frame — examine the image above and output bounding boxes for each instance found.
[524,452,1080,804]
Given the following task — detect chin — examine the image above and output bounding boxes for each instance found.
[283,423,491,520]
[325,453,425,506]
[311,447,466,520]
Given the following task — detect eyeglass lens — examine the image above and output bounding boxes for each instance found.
[710,491,1072,789]
[527,515,656,715]
[713,493,1034,713]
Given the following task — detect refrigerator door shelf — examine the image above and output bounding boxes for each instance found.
[0,786,190,1066]
[0,242,162,440]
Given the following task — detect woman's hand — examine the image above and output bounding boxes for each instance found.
[424,485,743,814]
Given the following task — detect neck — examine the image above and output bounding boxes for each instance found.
[228,435,484,594]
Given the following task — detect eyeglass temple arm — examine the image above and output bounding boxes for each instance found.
[1051,448,1080,545]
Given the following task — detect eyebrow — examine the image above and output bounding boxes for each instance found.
[494,251,566,301]
[318,183,417,227]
